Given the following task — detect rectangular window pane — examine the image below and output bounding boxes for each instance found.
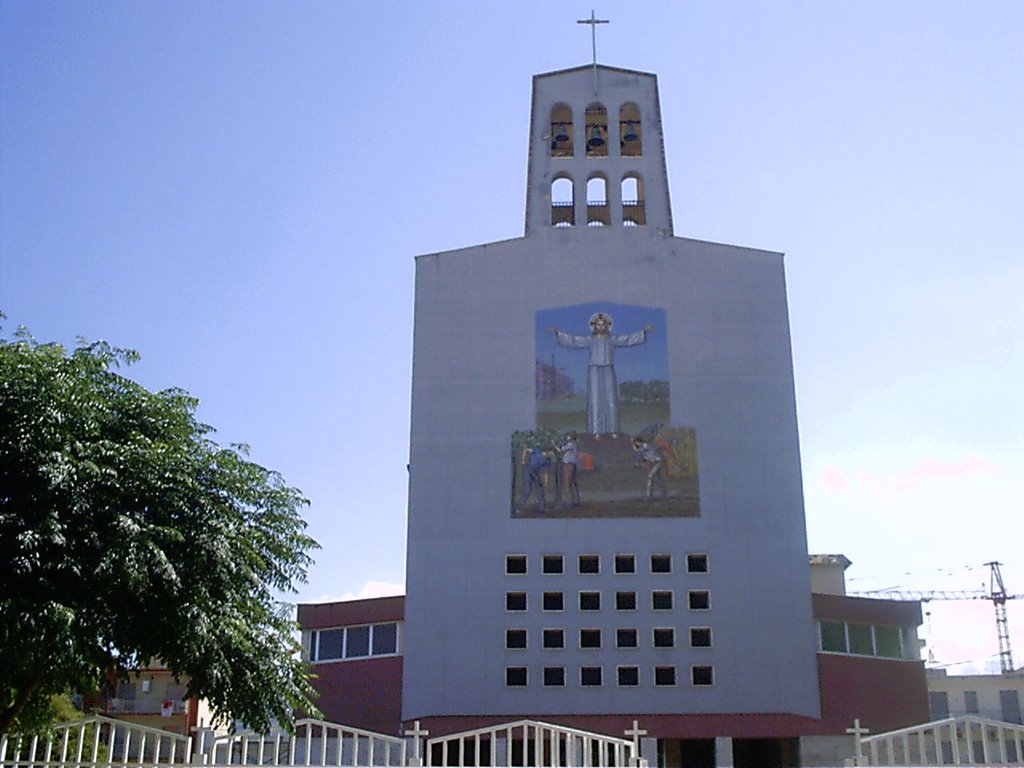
[542,554,563,574]
[651,554,672,574]
[580,666,602,686]
[687,553,709,573]
[654,666,676,686]
[964,690,979,714]
[614,554,635,574]
[652,591,673,610]
[1001,690,1022,724]
[653,628,675,648]
[580,629,601,649]
[616,628,638,648]
[505,555,527,575]
[687,590,710,610]
[543,592,564,611]
[346,626,370,658]
[543,629,564,649]
[316,628,343,661]
[929,691,950,719]
[543,667,565,687]
[691,665,714,686]
[874,625,901,658]
[506,592,527,611]
[616,591,637,610]
[848,623,873,655]
[579,554,599,574]
[505,629,527,650]
[506,667,527,687]
[372,623,398,655]
[617,666,639,686]
[819,621,847,653]
[579,591,600,610]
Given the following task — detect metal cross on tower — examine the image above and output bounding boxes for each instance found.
[577,10,609,94]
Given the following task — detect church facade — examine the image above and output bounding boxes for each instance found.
[299,64,930,767]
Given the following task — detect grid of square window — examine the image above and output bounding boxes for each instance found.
[504,665,715,688]
[503,553,714,689]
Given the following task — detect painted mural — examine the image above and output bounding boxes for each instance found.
[511,302,700,519]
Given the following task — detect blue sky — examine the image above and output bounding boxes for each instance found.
[2,1,1021,673]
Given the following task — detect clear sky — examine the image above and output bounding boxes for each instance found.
[2,1,1021,674]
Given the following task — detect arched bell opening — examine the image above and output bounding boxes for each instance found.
[551,176,575,226]
[621,174,646,226]
[549,103,574,158]
[584,102,608,158]
[586,175,609,226]
[619,102,642,156]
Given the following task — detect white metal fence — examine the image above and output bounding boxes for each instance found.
[860,715,1024,765]
[0,716,639,768]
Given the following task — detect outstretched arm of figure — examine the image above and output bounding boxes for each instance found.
[548,327,591,348]
[614,324,654,347]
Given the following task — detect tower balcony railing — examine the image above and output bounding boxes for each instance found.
[551,201,575,226]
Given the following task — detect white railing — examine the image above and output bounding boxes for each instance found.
[861,714,1024,765]
[424,720,637,767]
[206,718,406,766]
[0,714,192,766]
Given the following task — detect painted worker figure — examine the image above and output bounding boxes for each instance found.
[556,431,580,509]
[516,447,554,513]
[548,312,653,434]
[632,436,668,500]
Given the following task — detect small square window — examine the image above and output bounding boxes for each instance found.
[505,667,527,687]
[543,666,565,687]
[542,629,564,649]
[616,628,638,648]
[505,555,527,575]
[653,628,675,648]
[506,592,527,611]
[690,627,712,648]
[615,591,637,611]
[614,554,635,574]
[579,591,601,611]
[578,554,600,574]
[580,666,603,686]
[580,628,602,649]
[617,666,639,686]
[651,554,672,574]
[692,665,714,686]
[542,554,564,575]
[652,591,674,611]
[688,590,710,611]
[687,553,709,573]
[654,666,676,686]
[543,592,564,611]
[506,629,527,650]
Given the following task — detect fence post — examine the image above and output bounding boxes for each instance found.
[191,726,213,765]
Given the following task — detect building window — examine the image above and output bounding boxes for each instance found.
[616,591,637,611]
[543,629,564,649]
[687,590,710,611]
[616,628,638,648]
[580,628,602,649]
[580,666,603,686]
[652,591,673,611]
[310,623,400,663]
[614,554,635,574]
[964,690,979,714]
[506,592,527,612]
[585,176,609,226]
[543,667,565,687]
[653,628,675,648]
[505,667,527,687]
[579,591,601,611]
[692,665,714,686]
[819,620,847,653]
[874,625,901,658]
[505,629,527,650]
[543,592,564,611]
[505,555,527,575]
[650,554,672,574]
[929,691,950,720]
[346,625,370,658]
[848,623,873,655]
[687,553,709,573]
[372,622,398,655]
[578,554,600,574]
[543,554,564,575]
[1001,690,1022,724]
[690,627,712,648]
[621,175,645,226]
[617,666,639,686]
[654,666,676,686]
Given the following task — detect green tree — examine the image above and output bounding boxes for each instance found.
[0,327,319,733]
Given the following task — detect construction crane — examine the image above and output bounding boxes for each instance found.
[850,561,1021,674]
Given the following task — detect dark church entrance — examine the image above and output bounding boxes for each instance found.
[732,737,800,768]
[657,738,715,768]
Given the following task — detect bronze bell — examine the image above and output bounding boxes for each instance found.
[587,124,605,148]
[622,121,639,142]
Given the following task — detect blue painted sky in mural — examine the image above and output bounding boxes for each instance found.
[536,302,668,388]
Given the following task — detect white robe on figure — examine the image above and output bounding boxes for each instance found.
[554,328,649,433]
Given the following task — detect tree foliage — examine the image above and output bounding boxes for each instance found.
[0,327,320,733]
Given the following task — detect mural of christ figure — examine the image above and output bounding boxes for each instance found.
[547,312,653,434]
